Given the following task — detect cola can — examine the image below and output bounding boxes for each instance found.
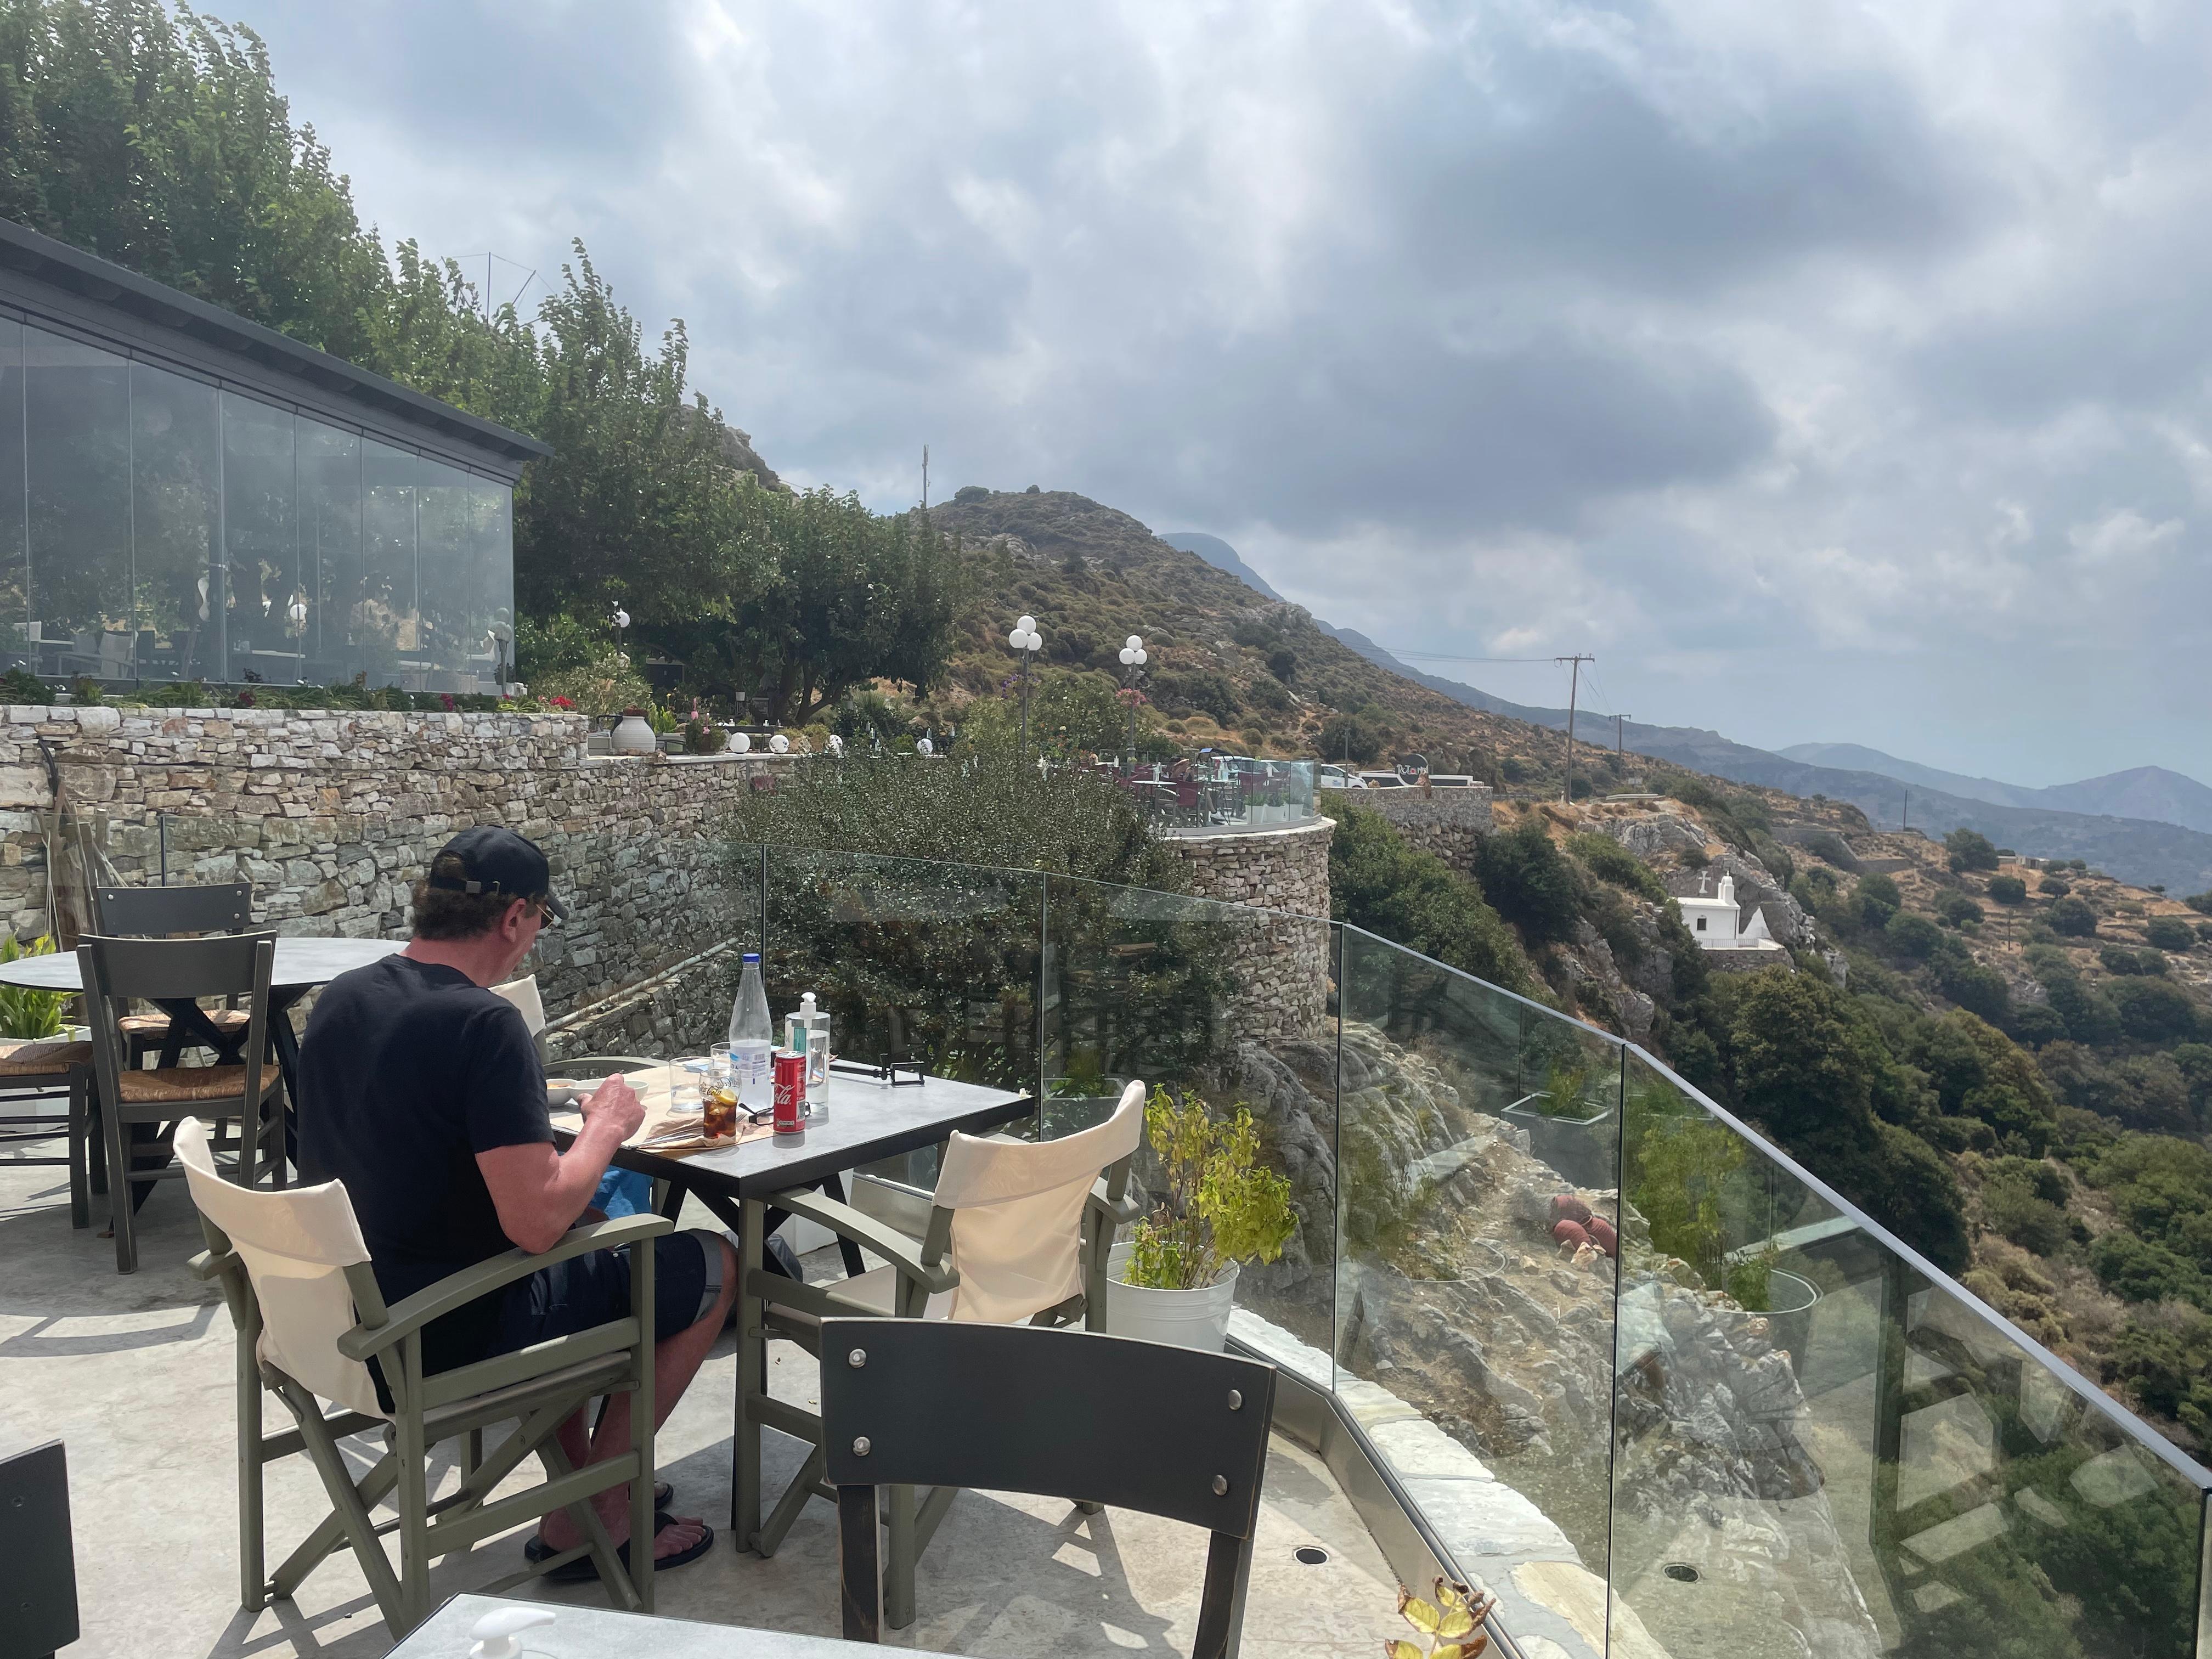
[772,1049,806,1133]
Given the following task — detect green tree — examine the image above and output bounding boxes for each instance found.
[2048,895,2100,936]
[1471,817,1582,945]
[1321,798,1532,994]
[1944,827,2001,872]
[1987,874,2027,904]
[2143,915,2194,952]
[1853,871,1901,928]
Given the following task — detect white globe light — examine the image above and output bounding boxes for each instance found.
[1017,614,1036,634]
[1119,647,1135,665]
[827,733,844,757]
[612,608,630,629]
[769,733,789,754]
[1126,635,1143,651]
[917,736,935,756]
[1134,648,1148,665]
[732,731,752,753]
[1008,628,1027,649]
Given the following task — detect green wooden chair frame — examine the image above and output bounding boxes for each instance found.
[738,1142,1144,1628]
[188,1204,674,1639]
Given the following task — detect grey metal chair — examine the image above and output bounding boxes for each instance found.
[178,1118,669,1639]
[0,1036,99,1229]
[0,1438,78,1659]
[90,881,256,1066]
[743,1085,1145,1626]
[822,1318,1276,1658]
[79,930,283,1273]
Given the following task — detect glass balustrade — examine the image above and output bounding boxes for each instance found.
[117,824,2209,1655]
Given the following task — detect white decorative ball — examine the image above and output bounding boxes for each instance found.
[732,731,752,753]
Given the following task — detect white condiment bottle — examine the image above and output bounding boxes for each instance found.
[795,990,831,1118]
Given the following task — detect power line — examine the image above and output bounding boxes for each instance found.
[1373,648,1559,664]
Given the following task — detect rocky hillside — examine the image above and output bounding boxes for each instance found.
[918,487,1622,787]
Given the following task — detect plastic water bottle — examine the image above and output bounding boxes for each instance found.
[729,952,774,1110]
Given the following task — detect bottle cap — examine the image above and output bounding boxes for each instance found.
[469,1607,555,1659]
[800,991,817,1014]
[742,951,760,963]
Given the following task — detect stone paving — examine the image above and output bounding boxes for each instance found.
[0,1146,1409,1659]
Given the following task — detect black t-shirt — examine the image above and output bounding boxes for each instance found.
[296,955,550,1368]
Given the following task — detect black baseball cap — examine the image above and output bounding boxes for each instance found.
[425,826,568,923]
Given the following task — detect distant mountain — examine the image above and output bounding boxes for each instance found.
[1778,743,2036,809]
[1780,743,2212,837]
[1157,533,1282,601]
[1300,641,2212,893]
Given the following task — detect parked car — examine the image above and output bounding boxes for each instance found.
[1357,770,1409,789]
[1316,764,1365,790]
[1427,774,1479,789]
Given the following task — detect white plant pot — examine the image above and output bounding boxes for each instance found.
[1104,1240,1239,1352]
[611,713,657,753]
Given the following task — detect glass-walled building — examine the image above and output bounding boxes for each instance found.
[0,218,548,691]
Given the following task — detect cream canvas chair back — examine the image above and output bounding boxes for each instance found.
[177,1117,386,1419]
[930,1080,1145,1323]
[490,974,547,1036]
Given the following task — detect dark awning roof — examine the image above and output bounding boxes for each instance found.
[0,216,551,477]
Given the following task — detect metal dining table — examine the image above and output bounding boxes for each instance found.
[552,1066,1034,1553]
[0,934,404,1143]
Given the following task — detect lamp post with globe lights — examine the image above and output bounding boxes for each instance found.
[1007,614,1043,764]
[1117,634,1148,766]
[611,605,630,662]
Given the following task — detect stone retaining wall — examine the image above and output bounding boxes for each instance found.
[0,703,793,1020]
[1166,817,1334,1041]
[1337,784,1495,871]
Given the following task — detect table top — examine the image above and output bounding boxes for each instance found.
[558,1066,1031,1199]
[392,1594,919,1657]
[0,935,403,993]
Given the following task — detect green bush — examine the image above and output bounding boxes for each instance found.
[724,744,1181,890]
[2185,891,2212,915]
[2047,895,2099,936]
[532,651,654,718]
[2090,1232,2207,1306]
[1853,872,1900,928]
[0,935,66,1039]
[2009,1005,2068,1048]
[1987,874,2027,905]
[1945,827,2001,873]
[2144,915,2194,952]
[1934,891,1982,928]
[1981,1175,2069,1256]
[2110,977,2199,1043]
[2040,874,2072,896]
[2100,943,2153,976]
[1471,818,1583,945]
[1886,911,1944,959]
[1566,833,1667,902]
[1322,799,1533,993]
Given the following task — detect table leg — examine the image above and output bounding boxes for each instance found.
[267,989,308,1175]
[734,1197,764,1551]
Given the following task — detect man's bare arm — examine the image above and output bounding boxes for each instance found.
[478,1075,645,1254]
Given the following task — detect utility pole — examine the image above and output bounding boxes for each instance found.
[1616,713,1628,761]
[921,444,929,511]
[1556,655,1593,806]
[1901,787,1909,833]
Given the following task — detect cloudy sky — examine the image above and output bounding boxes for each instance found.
[246,0,2212,787]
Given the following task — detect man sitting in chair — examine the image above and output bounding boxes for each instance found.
[297,826,735,1578]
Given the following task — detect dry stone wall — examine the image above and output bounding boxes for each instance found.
[0,704,791,1024]
[1343,784,1495,871]
[1166,817,1335,1041]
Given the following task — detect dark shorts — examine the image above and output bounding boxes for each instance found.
[400,1232,714,1393]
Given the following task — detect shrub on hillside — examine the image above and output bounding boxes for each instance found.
[2100,944,2157,976]
[1798,829,1858,870]
[1987,874,2027,905]
[1853,872,1901,928]
[2009,1005,2068,1049]
[2110,977,2200,1043]
[2040,874,2072,897]
[1945,828,2001,873]
[723,744,1180,889]
[1567,833,1668,902]
[1981,1172,2070,1256]
[1934,891,1983,928]
[1886,911,1943,960]
[2145,915,2195,952]
[2090,1232,2208,1307]
[2047,895,2099,936]
[1471,818,1583,945]
[2186,891,2212,915]
[2112,1306,2212,1436]
[1321,798,1532,993]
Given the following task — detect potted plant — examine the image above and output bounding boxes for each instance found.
[1501,1053,1618,1189]
[1105,1087,1295,1352]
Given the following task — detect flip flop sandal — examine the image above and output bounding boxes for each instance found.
[524,1512,713,1583]
[654,1481,674,1509]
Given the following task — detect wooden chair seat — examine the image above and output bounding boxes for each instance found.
[0,1040,94,1075]
[116,1065,281,1105]
[119,1008,250,1037]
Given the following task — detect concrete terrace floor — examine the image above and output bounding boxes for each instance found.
[0,1147,1408,1659]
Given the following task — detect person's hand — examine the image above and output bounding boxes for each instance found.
[579,1073,646,1143]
